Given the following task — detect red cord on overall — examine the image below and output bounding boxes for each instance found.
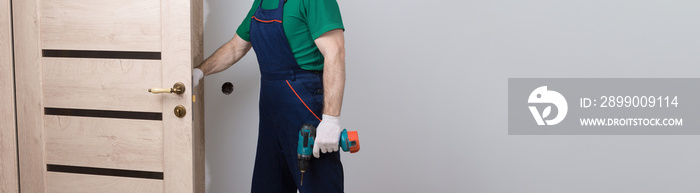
[286,80,322,122]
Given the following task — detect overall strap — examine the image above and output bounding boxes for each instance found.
[258,0,286,10]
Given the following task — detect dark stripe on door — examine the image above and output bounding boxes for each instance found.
[42,50,161,60]
[45,108,162,121]
[47,164,164,180]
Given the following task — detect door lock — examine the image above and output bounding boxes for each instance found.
[174,105,186,118]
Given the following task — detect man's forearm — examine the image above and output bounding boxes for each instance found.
[314,29,346,117]
[197,35,251,76]
[322,52,346,117]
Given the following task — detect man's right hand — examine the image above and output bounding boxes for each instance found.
[193,68,204,87]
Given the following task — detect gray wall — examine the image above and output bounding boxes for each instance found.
[203,0,700,192]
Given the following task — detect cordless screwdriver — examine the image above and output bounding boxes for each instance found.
[297,124,360,186]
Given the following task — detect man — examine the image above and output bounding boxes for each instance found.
[192,0,346,192]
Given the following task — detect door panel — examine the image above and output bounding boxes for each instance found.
[161,0,202,191]
[13,0,45,191]
[47,172,163,193]
[40,0,162,51]
[0,0,18,192]
[42,58,163,112]
[14,0,204,192]
[44,115,164,172]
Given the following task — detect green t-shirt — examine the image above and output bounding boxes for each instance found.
[236,0,344,71]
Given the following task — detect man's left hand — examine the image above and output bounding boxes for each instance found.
[313,114,343,158]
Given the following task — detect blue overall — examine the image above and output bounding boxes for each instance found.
[249,0,344,192]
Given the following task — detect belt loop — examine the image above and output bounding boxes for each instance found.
[290,70,296,81]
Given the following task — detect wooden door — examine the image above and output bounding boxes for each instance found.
[1,0,18,192]
[12,0,204,192]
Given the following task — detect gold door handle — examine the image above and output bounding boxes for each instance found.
[149,82,186,94]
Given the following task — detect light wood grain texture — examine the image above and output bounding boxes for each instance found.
[0,0,18,192]
[162,0,196,192]
[40,0,161,51]
[194,81,205,193]
[191,0,205,192]
[13,0,47,192]
[17,0,203,192]
[47,172,163,193]
[45,115,164,172]
[42,58,163,112]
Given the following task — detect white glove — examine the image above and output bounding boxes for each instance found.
[313,114,343,158]
[193,68,204,87]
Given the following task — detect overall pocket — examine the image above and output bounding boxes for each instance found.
[286,79,323,122]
